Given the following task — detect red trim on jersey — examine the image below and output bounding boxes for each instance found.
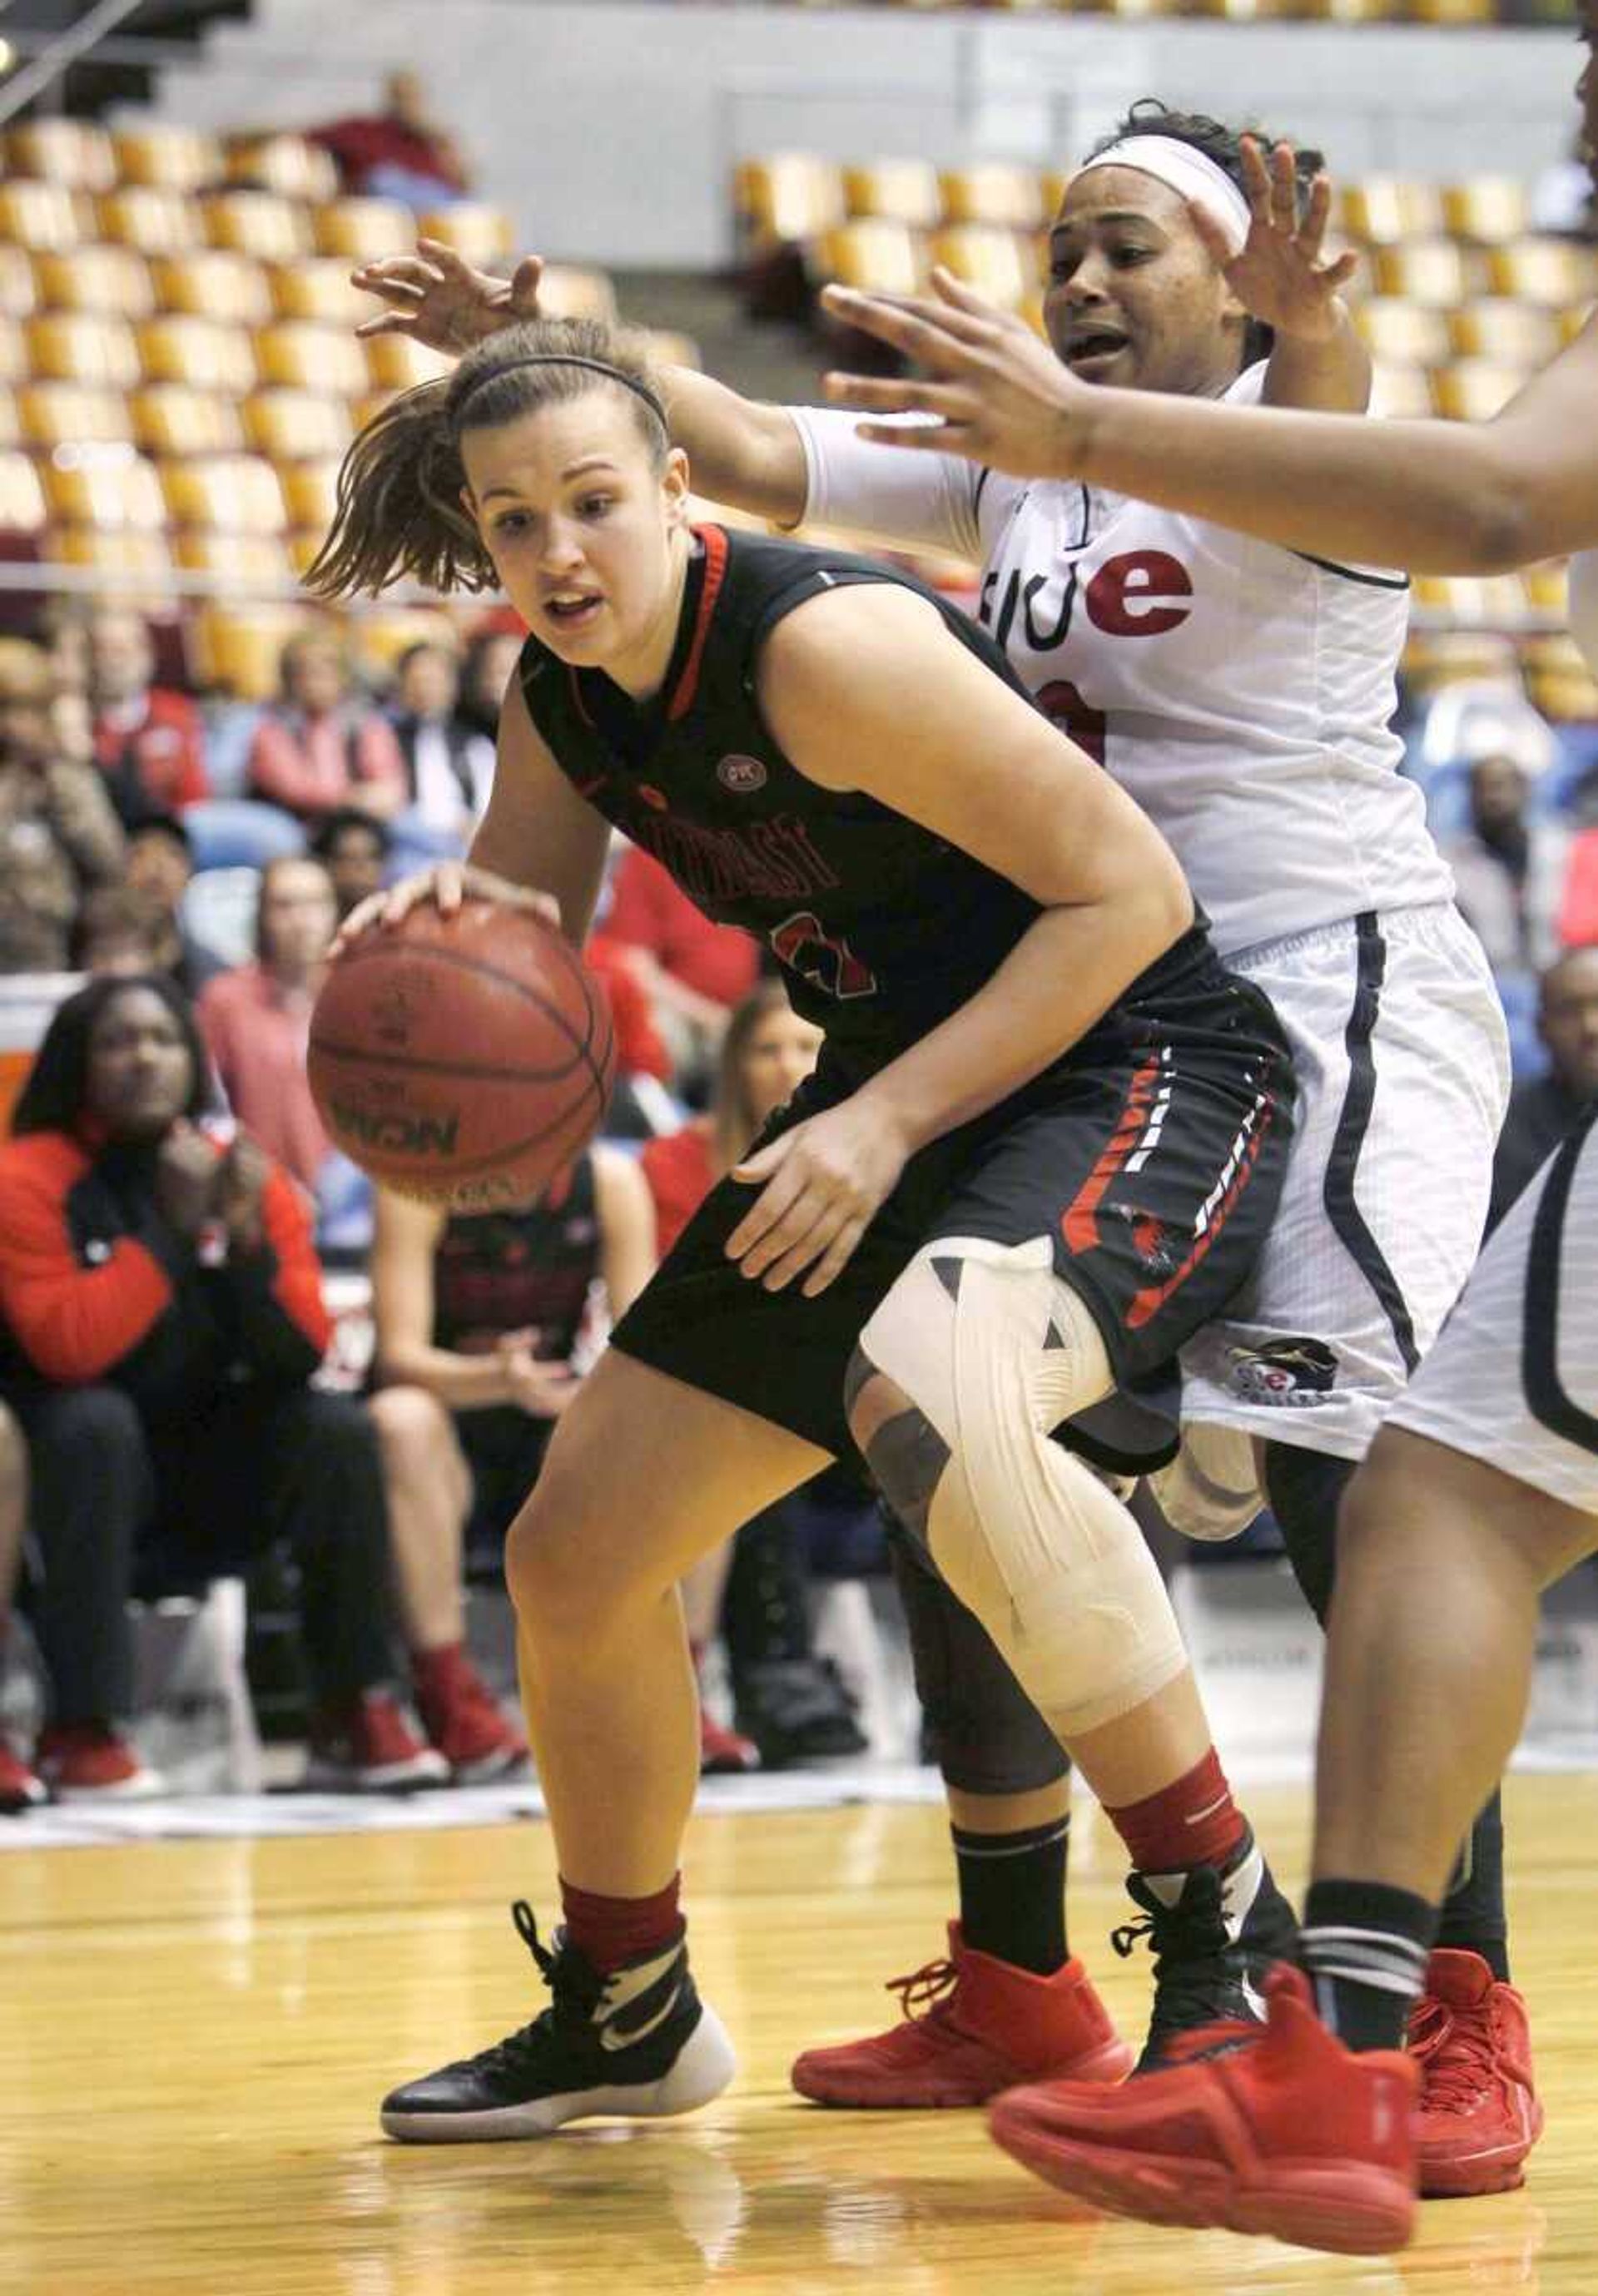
[667,524,731,723]
[1060,1054,1162,1255]
[1125,1093,1275,1331]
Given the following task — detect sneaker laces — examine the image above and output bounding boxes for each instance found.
[1407,1994,1497,2113]
[887,1954,960,2026]
[1111,1891,1244,2048]
[466,1902,603,2077]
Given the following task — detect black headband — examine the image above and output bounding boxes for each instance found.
[454,354,668,432]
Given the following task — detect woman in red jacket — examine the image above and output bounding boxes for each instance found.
[0,974,442,1798]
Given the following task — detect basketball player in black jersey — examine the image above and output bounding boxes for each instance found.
[316,314,1300,2141]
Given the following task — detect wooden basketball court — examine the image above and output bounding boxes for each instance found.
[7,1771,1595,2293]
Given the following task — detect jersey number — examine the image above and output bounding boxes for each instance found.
[1036,680,1108,767]
[770,913,877,1000]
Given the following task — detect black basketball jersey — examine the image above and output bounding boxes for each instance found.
[518,524,1056,1068]
[433,1153,600,1362]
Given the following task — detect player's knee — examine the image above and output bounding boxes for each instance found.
[369,1382,453,1459]
[845,1343,950,1548]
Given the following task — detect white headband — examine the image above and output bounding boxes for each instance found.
[1073,134,1253,255]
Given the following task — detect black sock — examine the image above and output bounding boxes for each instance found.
[1435,1788,1511,1981]
[950,1815,1069,1976]
[1300,1877,1438,2051]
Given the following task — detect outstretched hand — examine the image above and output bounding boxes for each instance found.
[351,236,544,356]
[330,862,560,957]
[1191,136,1357,344]
[818,267,1092,479]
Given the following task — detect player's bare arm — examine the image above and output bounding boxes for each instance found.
[354,238,809,525]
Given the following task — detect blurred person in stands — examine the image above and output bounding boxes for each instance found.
[604,841,762,1089]
[367,1144,654,1778]
[1489,944,1598,1226]
[459,627,527,744]
[88,609,209,826]
[123,813,231,997]
[246,630,407,827]
[387,641,495,855]
[197,855,337,1195]
[1437,749,1571,977]
[0,638,125,974]
[641,980,869,1768]
[309,806,394,921]
[0,1401,47,1812]
[0,974,443,1797]
[309,68,471,210]
[73,885,178,981]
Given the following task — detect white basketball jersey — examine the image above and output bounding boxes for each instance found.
[792,367,1453,956]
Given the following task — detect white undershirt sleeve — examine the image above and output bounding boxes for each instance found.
[787,404,986,563]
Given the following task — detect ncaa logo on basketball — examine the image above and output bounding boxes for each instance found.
[717,753,767,795]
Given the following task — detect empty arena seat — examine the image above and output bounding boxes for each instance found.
[311,198,415,262]
[42,451,166,533]
[813,219,926,297]
[255,321,368,397]
[138,315,258,394]
[1449,299,1561,364]
[161,455,289,536]
[3,121,116,194]
[929,224,1035,310]
[172,531,295,585]
[26,312,141,389]
[242,389,353,463]
[0,389,17,450]
[1354,297,1452,367]
[1488,237,1598,307]
[97,186,207,258]
[736,156,847,249]
[1441,177,1532,244]
[52,526,173,591]
[1371,239,1484,305]
[132,385,246,459]
[350,606,464,681]
[0,450,46,534]
[1430,359,1534,421]
[0,248,36,320]
[1338,179,1446,245]
[536,265,620,322]
[268,257,376,327]
[202,192,314,264]
[1412,572,1536,625]
[0,181,87,255]
[1523,562,1571,617]
[150,251,275,329]
[112,127,223,192]
[418,205,515,268]
[224,135,340,206]
[1367,363,1435,420]
[1559,305,1594,347]
[18,382,136,449]
[938,165,1048,231]
[279,458,342,533]
[190,603,312,701]
[639,327,702,371]
[843,161,943,228]
[0,320,26,387]
[32,247,156,320]
[363,333,454,392]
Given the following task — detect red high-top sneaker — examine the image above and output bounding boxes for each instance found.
[1411,1948,1544,2198]
[792,1921,1134,2108]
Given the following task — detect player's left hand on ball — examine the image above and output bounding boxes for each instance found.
[727,1102,909,1297]
[332,863,560,955]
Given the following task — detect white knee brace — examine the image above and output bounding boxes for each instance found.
[1148,1422,1262,1544]
[856,1237,1190,1738]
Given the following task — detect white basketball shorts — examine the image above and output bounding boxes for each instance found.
[1178,903,1511,1463]
[1386,1103,1598,1515]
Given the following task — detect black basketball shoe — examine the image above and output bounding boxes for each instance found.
[380,1902,737,2142]
[1110,1822,1300,2072]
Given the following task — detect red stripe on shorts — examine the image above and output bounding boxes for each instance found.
[1125,1091,1276,1331]
[1060,1053,1162,1256]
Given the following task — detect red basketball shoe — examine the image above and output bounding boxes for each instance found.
[36,1723,164,1800]
[989,1962,1419,2256]
[0,1741,48,1812]
[791,1922,1133,2107]
[1411,1949,1544,2198]
[413,1647,529,1784]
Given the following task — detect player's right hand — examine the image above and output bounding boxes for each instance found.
[332,863,561,953]
[350,238,545,356]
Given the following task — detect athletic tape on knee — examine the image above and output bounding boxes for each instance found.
[1149,1422,1262,1544]
[858,1237,1190,1737]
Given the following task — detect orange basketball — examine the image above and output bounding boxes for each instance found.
[308,897,615,1211]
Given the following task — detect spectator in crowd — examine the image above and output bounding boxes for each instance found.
[1437,748,1571,976]
[0,1399,46,1812]
[88,610,209,826]
[1556,809,1598,944]
[0,974,444,1797]
[0,639,125,974]
[246,632,407,827]
[366,1144,654,1776]
[308,68,470,209]
[197,855,337,1195]
[458,627,525,745]
[122,814,231,997]
[1490,944,1598,1226]
[640,981,870,1766]
[386,642,494,853]
[603,841,762,1087]
[308,806,393,922]
[72,885,174,980]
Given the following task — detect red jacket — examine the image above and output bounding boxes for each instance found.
[603,846,761,1008]
[92,689,210,821]
[639,1122,717,1257]
[586,933,673,1082]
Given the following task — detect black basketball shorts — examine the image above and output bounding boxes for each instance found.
[612,943,1296,1459]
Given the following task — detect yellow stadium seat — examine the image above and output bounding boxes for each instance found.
[418,205,515,268]
[255,321,368,397]
[0,247,36,320]
[1411,0,1494,22]
[0,320,26,387]
[735,156,847,249]
[0,449,45,532]
[939,166,1047,231]
[150,251,275,328]
[138,316,258,395]
[350,607,462,682]
[97,187,207,258]
[280,459,343,533]
[1524,563,1570,617]
[202,192,314,264]
[243,389,353,462]
[1371,240,1484,306]
[1354,298,1452,367]
[26,313,141,389]
[1560,304,1594,347]
[1368,363,1435,421]
[52,527,173,592]
[1431,360,1533,421]
[1188,0,1301,18]
[0,389,17,450]
[537,265,619,322]
[112,127,223,192]
[132,385,246,459]
[1338,180,1445,245]
[18,383,136,449]
[1449,300,1561,365]
[929,225,1036,310]
[190,604,314,700]
[813,220,926,298]
[364,334,454,392]
[639,328,702,371]
[1488,238,1598,308]
[1441,179,1532,245]
[0,181,88,255]
[312,199,415,262]
[32,247,156,320]
[843,162,943,229]
[3,121,116,193]
[224,135,340,205]
[1412,573,1534,626]
[173,531,295,585]
[268,257,377,327]
[161,454,288,535]
[1318,0,1407,23]
[41,451,166,531]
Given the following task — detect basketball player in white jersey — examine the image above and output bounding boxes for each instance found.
[352,101,1523,2189]
[811,14,1598,2256]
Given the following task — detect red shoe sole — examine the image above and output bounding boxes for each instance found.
[793,2034,1134,2111]
[990,2100,1416,2257]
[1419,2097,1545,2199]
